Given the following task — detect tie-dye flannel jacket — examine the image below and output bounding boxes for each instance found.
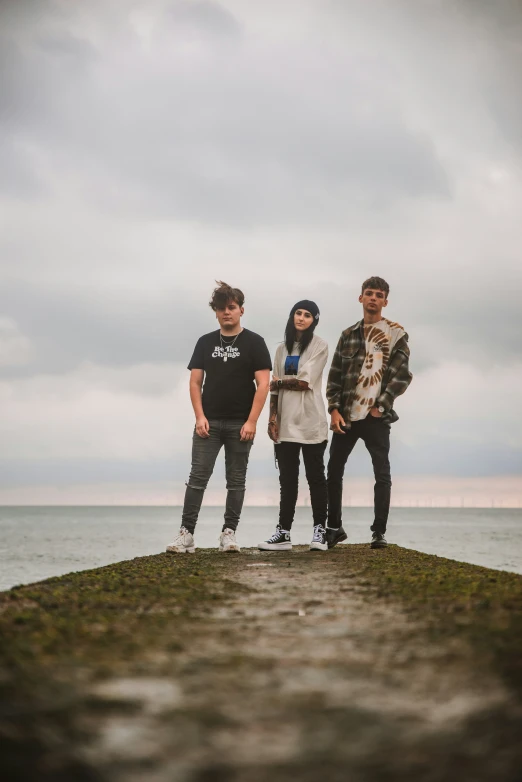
[326,320,412,426]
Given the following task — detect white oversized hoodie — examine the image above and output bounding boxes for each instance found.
[272,334,329,444]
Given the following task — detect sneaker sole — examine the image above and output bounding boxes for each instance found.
[370,541,388,549]
[219,547,241,553]
[257,543,292,551]
[309,542,328,551]
[166,547,195,554]
[327,532,348,549]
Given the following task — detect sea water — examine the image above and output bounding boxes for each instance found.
[0,506,521,591]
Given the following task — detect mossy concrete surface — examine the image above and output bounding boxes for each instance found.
[1,545,522,781]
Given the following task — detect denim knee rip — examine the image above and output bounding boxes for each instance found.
[185,481,205,491]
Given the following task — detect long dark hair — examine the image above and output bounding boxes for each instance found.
[284,314,318,354]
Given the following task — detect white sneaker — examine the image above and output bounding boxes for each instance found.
[219,528,241,553]
[310,524,328,551]
[166,527,195,554]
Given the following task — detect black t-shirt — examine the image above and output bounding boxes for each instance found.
[188,329,272,420]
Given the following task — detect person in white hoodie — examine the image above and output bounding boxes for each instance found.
[259,300,329,552]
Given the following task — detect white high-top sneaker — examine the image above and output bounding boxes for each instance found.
[166,527,195,554]
[309,524,328,551]
[219,528,241,553]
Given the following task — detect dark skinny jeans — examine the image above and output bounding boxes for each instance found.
[327,415,391,534]
[275,441,328,530]
[181,419,253,533]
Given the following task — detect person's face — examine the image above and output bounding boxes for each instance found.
[215,299,243,330]
[359,287,388,317]
[294,308,314,332]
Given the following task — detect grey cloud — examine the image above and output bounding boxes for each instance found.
[0,39,37,129]
[0,278,293,378]
[0,35,94,128]
[3,270,520,383]
[35,33,98,59]
[393,0,522,155]
[0,281,202,376]
[457,1,522,152]
[0,135,44,197]
[1,0,522,492]
[167,0,242,38]
[0,31,97,201]
[398,274,522,371]
[485,50,522,152]
[0,4,450,224]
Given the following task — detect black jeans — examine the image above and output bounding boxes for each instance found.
[181,419,253,533]
[275,441,328,530]
[327,416,391,534]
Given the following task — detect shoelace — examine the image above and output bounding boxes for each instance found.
[267,528,285,543]
[174,527,191,542]
[312,525,326,542]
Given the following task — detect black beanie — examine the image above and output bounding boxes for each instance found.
[290,300,320,320]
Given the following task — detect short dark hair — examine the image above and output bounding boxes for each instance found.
[361,276,389,297]
[209,280,245,311]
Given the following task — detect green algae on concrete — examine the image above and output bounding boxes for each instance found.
[1,546,522,781]
[0,552,241,674]
[329,545,522,696]
[1,546,522,687]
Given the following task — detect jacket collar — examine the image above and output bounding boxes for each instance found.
[348,319,364,333]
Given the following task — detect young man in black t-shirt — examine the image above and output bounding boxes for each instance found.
[167,281,272,553]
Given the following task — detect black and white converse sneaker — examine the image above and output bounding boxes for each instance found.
[325,526,348,549]
[309,524,328,551]
[258,526,292,551]
[371,532,388,549]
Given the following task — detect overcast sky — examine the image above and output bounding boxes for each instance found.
[1,0,521,506]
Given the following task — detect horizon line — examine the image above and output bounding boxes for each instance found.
[1,503,521,510]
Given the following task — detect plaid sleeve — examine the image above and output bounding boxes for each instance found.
[326,334,344,412]
[376,334,413,411]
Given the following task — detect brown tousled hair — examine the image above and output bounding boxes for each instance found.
[209,280,245,311]
[361,276,389,297]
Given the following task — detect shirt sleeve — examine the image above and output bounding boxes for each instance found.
[187,337,205,370]
[326,334,344,411]
[271,345,284,395]
[297,340,328,389]
[252,336,273,372]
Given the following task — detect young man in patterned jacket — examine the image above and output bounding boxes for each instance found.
[325,276,412,549]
